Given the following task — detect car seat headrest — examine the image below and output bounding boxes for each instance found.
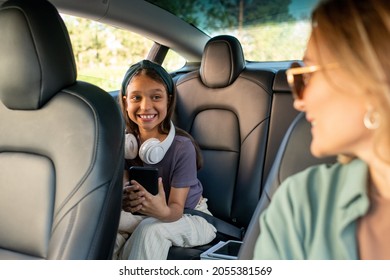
[0,0,77,110]
[200,35,245,88]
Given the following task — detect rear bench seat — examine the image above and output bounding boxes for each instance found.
[169,35,276,259]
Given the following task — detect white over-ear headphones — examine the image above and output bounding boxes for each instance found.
[124,121,175,164]
[124,133,138,160]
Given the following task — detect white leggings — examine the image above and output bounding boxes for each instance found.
[117,198,217,260]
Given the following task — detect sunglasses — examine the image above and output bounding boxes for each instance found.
[286,62,339,99]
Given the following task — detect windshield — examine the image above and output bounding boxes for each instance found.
[146,0,320,61]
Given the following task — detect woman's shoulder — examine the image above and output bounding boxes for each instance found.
[276,159,368,206]
[286,158,367,187]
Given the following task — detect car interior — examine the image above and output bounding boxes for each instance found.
[238,112,337,259]
[169,34,296,259]
[0,0,124,259]
[0,0,335,260]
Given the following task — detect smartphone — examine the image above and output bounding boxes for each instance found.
[128,166,159,195]
[208,240,242,260]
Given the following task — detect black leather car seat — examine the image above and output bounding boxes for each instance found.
[261,69,300,186]
[169,35,275,259]
[238,112,336,259]
[0,0,124,259]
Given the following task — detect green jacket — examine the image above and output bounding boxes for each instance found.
[254,159,370,259]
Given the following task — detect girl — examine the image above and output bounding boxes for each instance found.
[116,60,216,259]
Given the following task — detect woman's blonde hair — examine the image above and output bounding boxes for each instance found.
[312,0,390,163]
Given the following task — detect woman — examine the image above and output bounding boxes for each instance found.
[116,60,216,260]
[254,0,390,259]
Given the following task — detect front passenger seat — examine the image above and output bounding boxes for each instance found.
[0,0,124,259]
[238,112,336,259]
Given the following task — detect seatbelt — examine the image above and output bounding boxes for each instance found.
[184,208,245,240]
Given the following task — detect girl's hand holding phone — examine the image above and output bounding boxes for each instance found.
[123,178,168,217]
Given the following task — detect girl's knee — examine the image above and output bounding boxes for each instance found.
[135,218,164,237]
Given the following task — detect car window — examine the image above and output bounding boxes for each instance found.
[146,0,320,61]
[61,14,185,92]
[162,50,186,73]
[61,0,319,91]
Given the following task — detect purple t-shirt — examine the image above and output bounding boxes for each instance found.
[143,135,203,209]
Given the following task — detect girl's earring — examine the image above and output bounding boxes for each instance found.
[363,109,380,130]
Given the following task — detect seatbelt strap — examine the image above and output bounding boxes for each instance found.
[184,208,245,240]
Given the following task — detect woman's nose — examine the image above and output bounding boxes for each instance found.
[293,98,306,112]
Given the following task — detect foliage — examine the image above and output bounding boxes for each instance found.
[148,0,295,33]
[63,14,154,91]
[61,0,314,91]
